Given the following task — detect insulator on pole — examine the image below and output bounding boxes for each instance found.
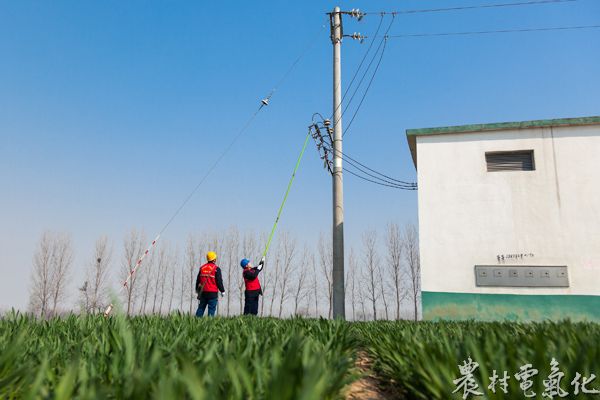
[350,32,366,43]
[349,8,365,21]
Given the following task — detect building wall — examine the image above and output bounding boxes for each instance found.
[416,124,600,321]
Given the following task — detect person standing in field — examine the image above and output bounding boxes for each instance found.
[195,251,225,317]
[240,257,264,315]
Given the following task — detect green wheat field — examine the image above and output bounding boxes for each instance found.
[1,313,599,399]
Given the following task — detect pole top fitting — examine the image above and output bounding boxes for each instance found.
[348,8,365,21]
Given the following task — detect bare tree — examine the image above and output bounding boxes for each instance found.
[185,234,197,314]
[224,227,239,316]
[49,233,73,316]
[403,223,421,321]
[318,233,333,318]
[276,233,296,318]
[386,222,405,320]
[267,239,282,317]
[348,249,357,321]
[310,254,319,317]
[139,249,157,314]
[167,247,179,313]
[292,246,310,315]
[121,229,146,316]
[81,236,112,313]
[378,262,390,320]
[157,246,170,314]
[362,231,379,320]
[179,257,187,312]
[29,232,54,317]
[358,281,367,321]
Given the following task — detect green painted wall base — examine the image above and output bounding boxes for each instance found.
[423,291,600,322]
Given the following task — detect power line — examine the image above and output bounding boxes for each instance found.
[382,24,600,38]
[329,14,385,125]
[343,38,388,137]
[341,15,384,106]
[315,134,417,188]
[342,15,396,137]
[356,0,576,16]
[327,145,417,188]
[158,24,327,236]
[343,167,417,190]
[343,158,416,188]
[332,146,416,186]
[105,23,327,317]
[341,18,390,123]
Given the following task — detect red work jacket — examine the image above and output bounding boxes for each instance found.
[243,267,261,291]
[198,262,218,292]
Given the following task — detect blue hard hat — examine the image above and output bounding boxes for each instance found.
[240,258,250,268]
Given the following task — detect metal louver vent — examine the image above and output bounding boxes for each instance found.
[485,150,535,172]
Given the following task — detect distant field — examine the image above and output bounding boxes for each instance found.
[1,314,599,399]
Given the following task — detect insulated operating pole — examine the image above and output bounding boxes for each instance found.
[331,6,345,320]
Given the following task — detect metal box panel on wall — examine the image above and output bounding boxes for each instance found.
[474,265,569,287]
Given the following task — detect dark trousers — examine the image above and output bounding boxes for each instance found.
[196,297,218,317]
[243,296,259,315]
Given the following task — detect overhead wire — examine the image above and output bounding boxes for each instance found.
[382,24,600,38]
[342,14,396,138]
[157,22,327,237]
[343,168,417,190]
[316,0,582,189]
[329,14,385,126]
[326,14,385,135]
[358,0,577,16]
[104,22,328,317]
[339,16,391,127]
[318,140,417,189]
[334,146,416,186]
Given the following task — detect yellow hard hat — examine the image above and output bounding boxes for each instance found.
[206,251,217,262]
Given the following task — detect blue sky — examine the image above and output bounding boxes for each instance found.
[1,0,599,310]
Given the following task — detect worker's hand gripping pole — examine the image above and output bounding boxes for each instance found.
[103,234,161,317]
[261,131,311,263]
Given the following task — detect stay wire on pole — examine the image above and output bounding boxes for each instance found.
[262,131,312,258]
[358,0,576,16]
[103,23,325,317]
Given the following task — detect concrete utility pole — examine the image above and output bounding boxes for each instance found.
[331,6,345,320]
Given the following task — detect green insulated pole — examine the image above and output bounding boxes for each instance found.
[262,131,311,259]
[331,6,345,320]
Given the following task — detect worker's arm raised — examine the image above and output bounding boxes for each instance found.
[257,256,265,271]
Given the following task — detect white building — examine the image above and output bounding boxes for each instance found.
[407,116,600,322]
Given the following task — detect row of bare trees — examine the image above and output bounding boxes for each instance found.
[28,223,420,320]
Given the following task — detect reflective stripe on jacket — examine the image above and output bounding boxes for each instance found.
[198,262,218,293]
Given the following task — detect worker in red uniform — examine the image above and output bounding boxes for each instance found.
[241,257,264,315]
[195,251,225,317]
